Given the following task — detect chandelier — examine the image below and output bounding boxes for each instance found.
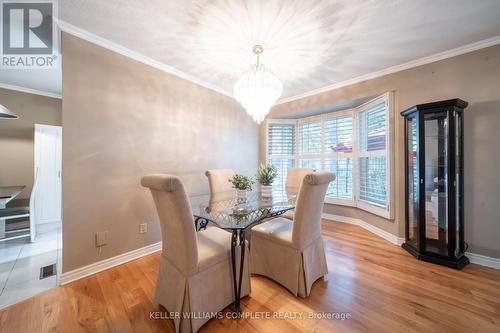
[233,45,283,124]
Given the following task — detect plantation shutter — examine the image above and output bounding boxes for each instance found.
[323,114,354,201]
[297,119,322,175]
[357,102,388,208]
[268,123,295,155]
[324,115,353,154]
[267,122,296,192]
[298,120,322,154]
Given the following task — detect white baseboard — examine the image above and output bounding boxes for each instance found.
[36,221,60,234]
[465,252,500,270]
[59,218,500,285]
[323,213,500,270]
[60,242,162,285]
[323,213,405,245]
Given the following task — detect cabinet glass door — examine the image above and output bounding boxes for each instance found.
[423,111,449,255]
[406,115,419,249]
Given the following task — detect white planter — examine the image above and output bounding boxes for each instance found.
[261,185,273,198]
[236,189,247,201]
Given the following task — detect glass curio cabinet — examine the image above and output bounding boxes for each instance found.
[401,99,469,269]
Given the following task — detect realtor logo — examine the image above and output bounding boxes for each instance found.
[1,0,59,69]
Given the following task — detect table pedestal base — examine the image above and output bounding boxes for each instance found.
[230,229,246,316]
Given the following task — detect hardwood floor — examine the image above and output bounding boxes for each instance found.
[1,220,499,333]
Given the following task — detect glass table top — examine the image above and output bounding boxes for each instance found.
[189,190,295,230]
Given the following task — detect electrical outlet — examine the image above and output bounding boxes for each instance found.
[95,231,108,247]
[139,222,148,234]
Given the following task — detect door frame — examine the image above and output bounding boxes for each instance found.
[34,124,63,225]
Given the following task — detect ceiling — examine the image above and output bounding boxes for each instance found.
[2,0,500,100]
[273,95,377,119]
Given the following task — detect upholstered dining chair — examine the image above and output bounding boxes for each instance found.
[205,169,235,194]
[282,167,313,219]
[141,174,250,333]
[250,172,335,298]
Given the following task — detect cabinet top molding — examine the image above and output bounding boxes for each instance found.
[401,98,468,117]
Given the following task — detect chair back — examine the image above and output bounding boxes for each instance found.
[205,169,235,194]
[292,172,335,248]
[141,174,198,274]
[285,168,313,195]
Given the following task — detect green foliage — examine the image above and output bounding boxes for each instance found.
[256,164,278,186]
[228,174,254,191]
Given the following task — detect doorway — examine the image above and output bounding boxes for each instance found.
[0,124,62,309]
[34,124,62,234]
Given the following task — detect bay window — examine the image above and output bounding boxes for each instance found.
[266,93,394,219]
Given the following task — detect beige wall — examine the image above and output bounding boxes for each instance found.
[0,88,62,199]
[62,33,258,272]
[263,44,500,259]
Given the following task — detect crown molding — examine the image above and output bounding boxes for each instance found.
[0,82,62,99]
[277,34,500,105]
[57,20,233,98]
[53,20,500,105]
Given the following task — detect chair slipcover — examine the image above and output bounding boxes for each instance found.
[285,168,314,195]
[141,174,249,333]
[205,169,235,194]
[250,172,335,297]
[282,168,313,220]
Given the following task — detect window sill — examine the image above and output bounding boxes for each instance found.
[324,199,393,220]
[324,197,356,207]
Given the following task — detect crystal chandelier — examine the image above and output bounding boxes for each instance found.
[233,45,283,124]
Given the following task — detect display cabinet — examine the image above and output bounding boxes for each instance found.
[401,99,469,269]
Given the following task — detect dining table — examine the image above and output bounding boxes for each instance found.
[189,190,295,315]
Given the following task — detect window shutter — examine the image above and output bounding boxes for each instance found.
[268,123,295,155]
[359,156,387,206]
[324,115,353,153]
[324,157,353,200]
[358,102,386,152]
[358,102,388,208]
[323,114,354,201]
[298,120,322,154]
[267,123,296,192]
[269,158,294,193]
[299,158,321,170]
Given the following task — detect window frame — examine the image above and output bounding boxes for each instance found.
[265,92,394,219]
[296,110,357,207]
[354,92,395,219]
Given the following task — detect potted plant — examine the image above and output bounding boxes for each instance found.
[228,174,254,200]
[256,164,278,198]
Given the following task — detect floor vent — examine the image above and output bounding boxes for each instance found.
[40,264,57,280]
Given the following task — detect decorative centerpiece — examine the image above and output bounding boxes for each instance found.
[231,207,250,223]
[256,164,277,198]
[228,174,254,201]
